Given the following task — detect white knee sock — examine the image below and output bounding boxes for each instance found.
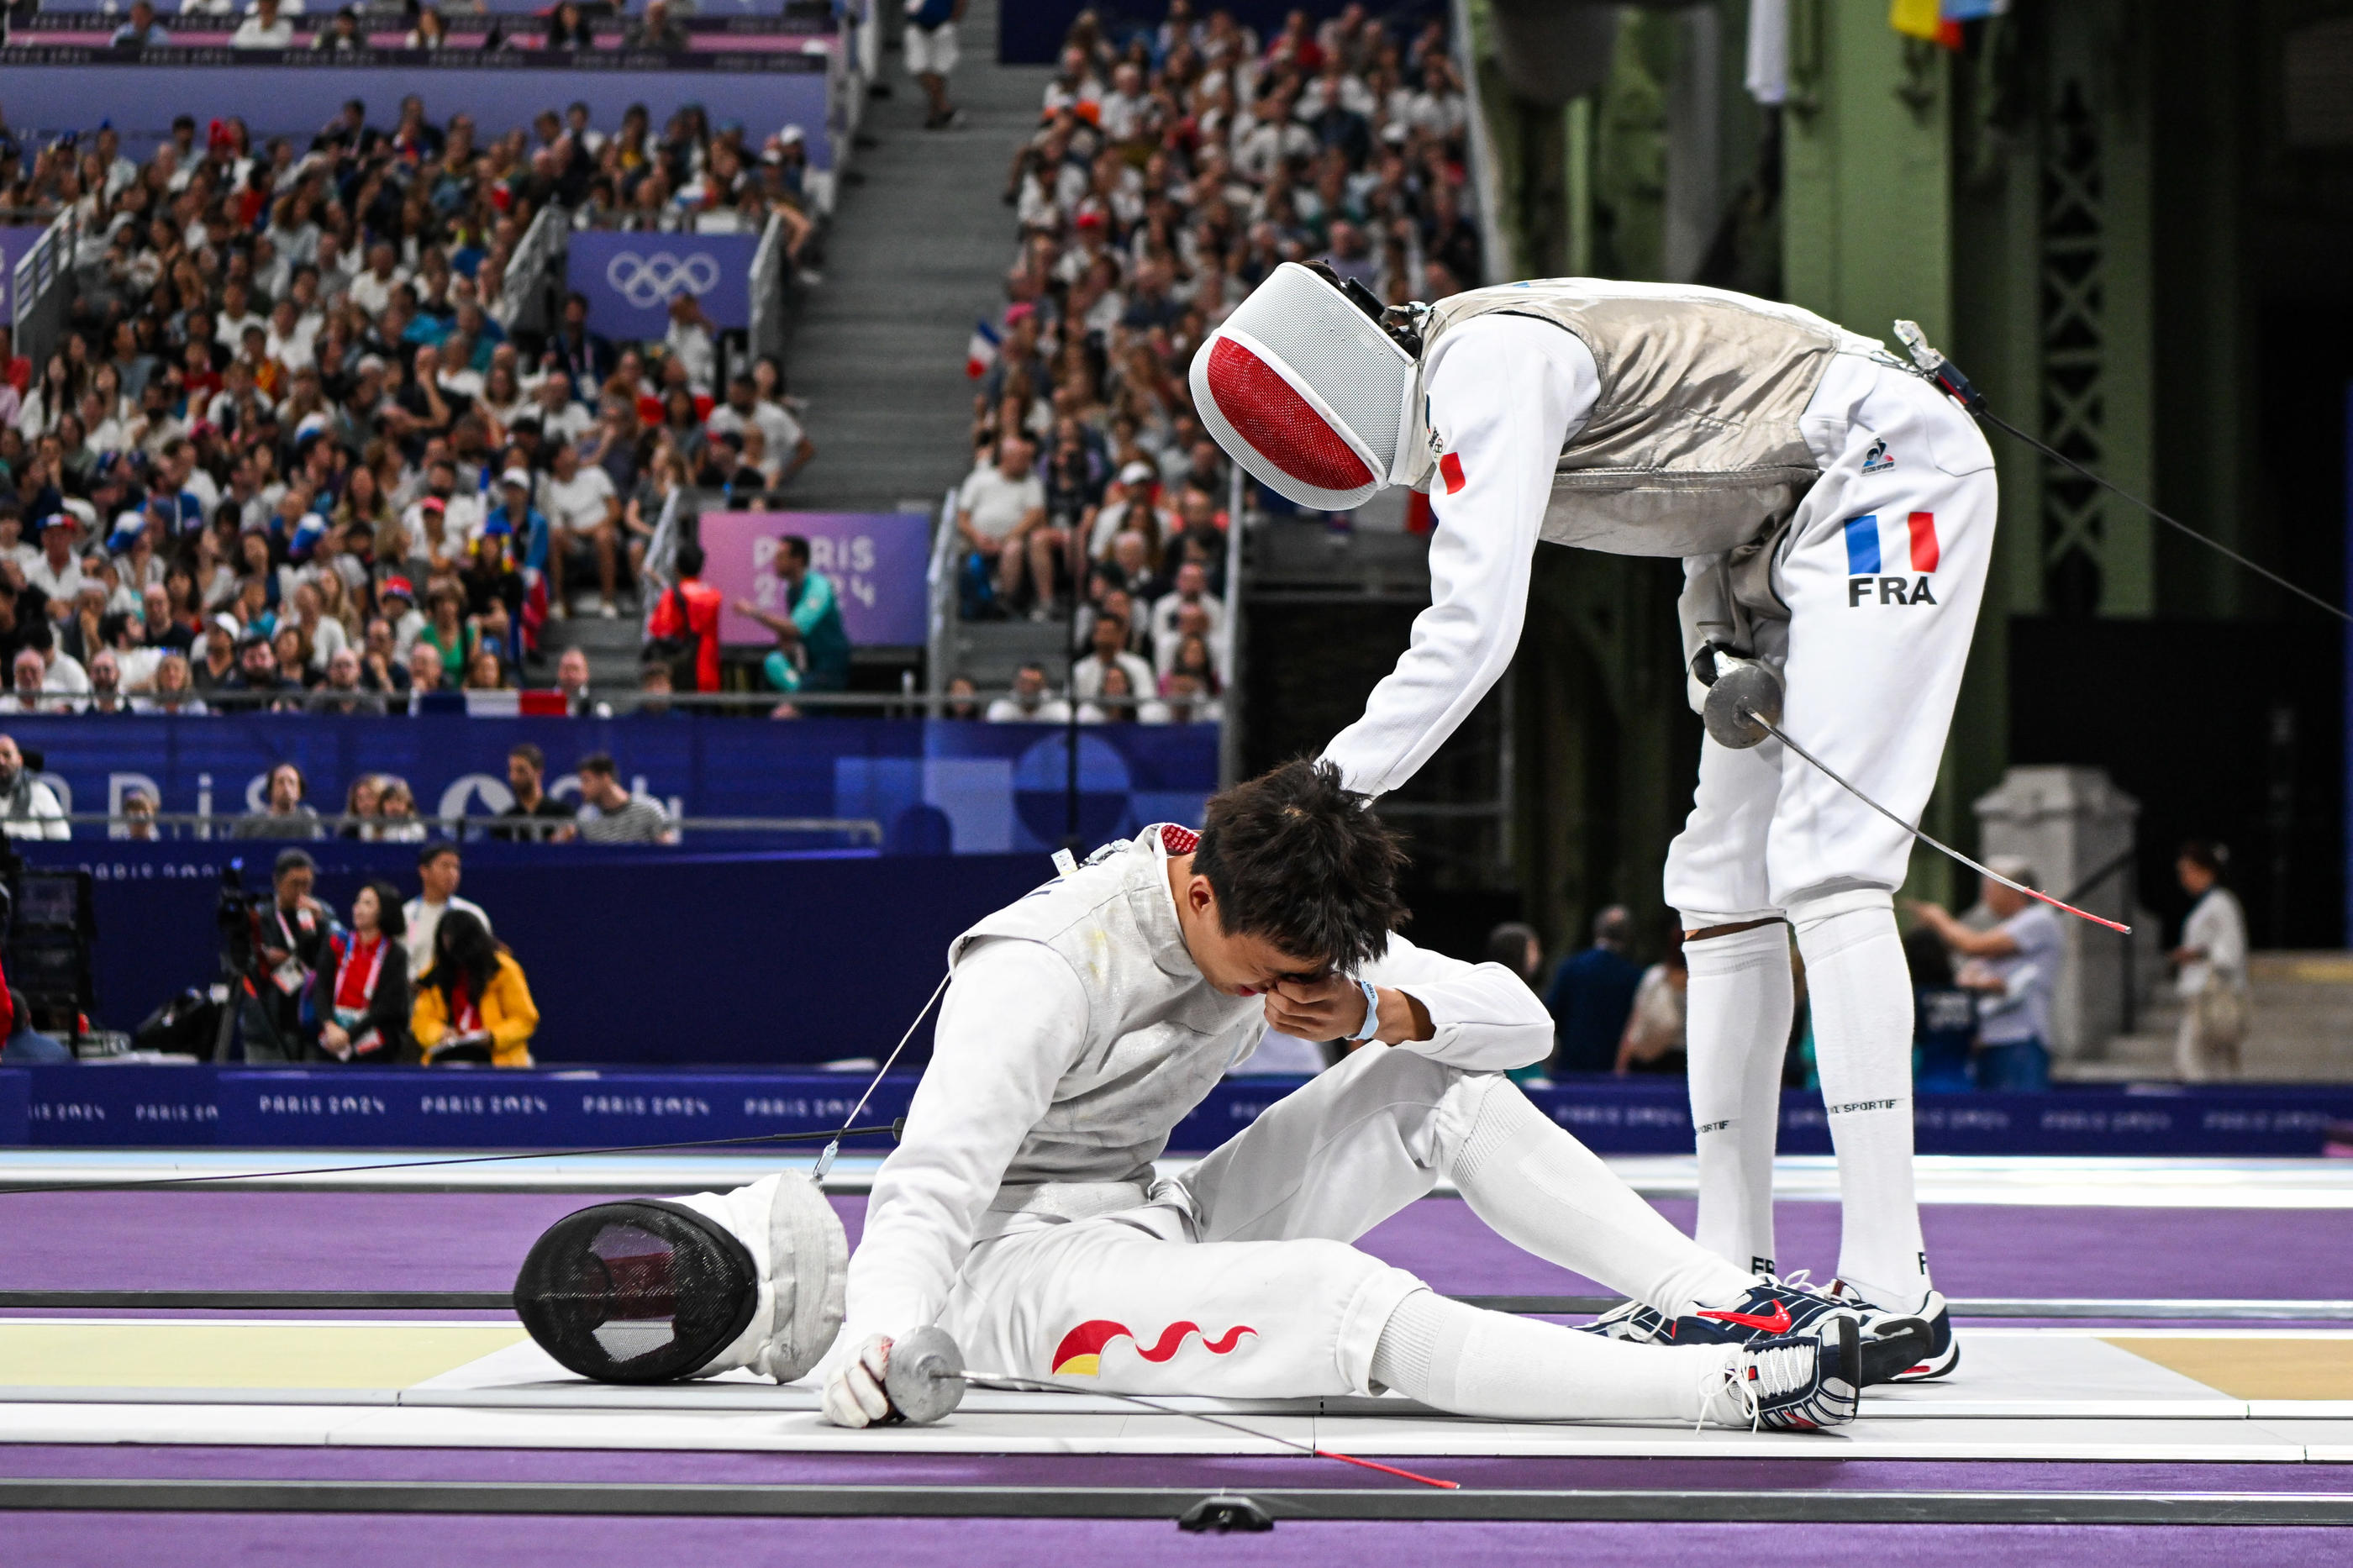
[1450,1080,1755,1318]
[1790,890,1932,1312]
[1370,1287,1737,1423]
[1682,923,1794,1276]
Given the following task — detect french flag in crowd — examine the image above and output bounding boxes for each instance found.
[1843,512,1940,575]
[966,319,1000,380]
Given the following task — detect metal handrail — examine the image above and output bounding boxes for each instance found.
[924,484,960,707]
[8,210,76,371]
[749,208,787,366]
[35,685,1216,715]
[493,201,568,334]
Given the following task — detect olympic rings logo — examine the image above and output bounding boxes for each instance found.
[604,250,724,308]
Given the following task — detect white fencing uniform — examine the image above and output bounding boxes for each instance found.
[823,824,1756,1407]
[1319,294,1997,1314]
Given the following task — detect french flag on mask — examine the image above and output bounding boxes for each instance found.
[1842,512,1940,575]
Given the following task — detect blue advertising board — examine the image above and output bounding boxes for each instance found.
[8,1067,2351,1157]
[0,714,1217,854]
[568,232,756,343]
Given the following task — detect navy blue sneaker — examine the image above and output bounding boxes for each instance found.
[1829,1279,1957,1382]
[1707,1315,1862,1432]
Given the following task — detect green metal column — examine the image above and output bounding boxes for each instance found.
[1782,0,1953,351]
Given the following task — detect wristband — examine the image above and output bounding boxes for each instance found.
[1347,978,1382,1042]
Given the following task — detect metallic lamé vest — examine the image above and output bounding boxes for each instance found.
[1403,278,1886,558]
[945,829,1262,1189]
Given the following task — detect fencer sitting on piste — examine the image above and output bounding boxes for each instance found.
[1189,265,1995,1381]
[516,763,1929,1431]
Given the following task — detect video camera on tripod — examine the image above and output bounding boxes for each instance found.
[0,755,98,1050]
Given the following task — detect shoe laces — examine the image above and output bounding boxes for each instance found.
[1700,1340,1814,1434]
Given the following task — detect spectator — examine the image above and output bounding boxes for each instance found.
[0,734,67,839]
[1544,905,1645,1075]
[225,634,302,710]
[2171,839,2250,1082]
[625,0,688,50]
[406,642,446,708]
[634,660,679,715]
[412,909,538,1067]
[1150,560,1224,662]
[139,654,208,714]
[341,774,383,840]
[1485,922,1545,991]
[1070,612,1154,705]
[235,760,325,839]
[110,0,172,50]
[376,777,429,840]
[491,742,576,842]
[738,534,850,697]
[118,787,161,841]
[907,0,968,130]
[1080,661,1169,723]
[539,443,622,620]
[311,880,413,1064]
[231,0,296,50]
[566,752,675,844]
[1907,857,2061,1092]
[1617,928,1689,1076]
[555,646,600,715]
[706,374,813,486]
[310,648,385,713]
[546,0,597,49]
[1,986,70,1065]
[645,541,723,693]
[1161,670,1221,724]
[942,673,981,719]
[985,662,1071,723]
[414,586,478,691]
[955,436,1050,618]
[403,842,491,980]
[240,847,332,1061]
[1905,925,1977,1094]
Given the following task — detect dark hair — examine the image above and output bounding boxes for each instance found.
[1484,921,1541,983]
[1190,759,1407,971]
[577,752,616,778]
[777,534,811,566]
[509,741,545,771]
[272,846,316,879]
[2178,839,2228,877]
[675,542,706,577]
[418,841,460,869]
[432,908,502,1007]
[357,879,407,939]
[1903,924,1954,988]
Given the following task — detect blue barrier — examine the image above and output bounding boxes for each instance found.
[0,714,1216,855]
[20,843,1054,1066]
[0,53,836,163]
[6,1066,2350,1157]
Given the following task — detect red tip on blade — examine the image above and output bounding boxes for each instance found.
[1316,1449,1460,1490]
[2026,887,2131,934]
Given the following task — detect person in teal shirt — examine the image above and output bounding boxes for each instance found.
[738,534,851,695]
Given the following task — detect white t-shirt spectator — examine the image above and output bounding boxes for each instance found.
[403,892,491,977]
[985,694,1073,723]
[1069,650,1156,703]
[347,266,409,318]
[540,465,619,537]
[705,401,803,459]
[230,13,295,48]
[25,553,85,603]
[0,775,69,839]
[1149,587,1226,650]
[956,463,1046,545]
[1974,903,2061,1047]
[535,399,596,448]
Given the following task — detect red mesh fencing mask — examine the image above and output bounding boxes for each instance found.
[1189,263,1416,512]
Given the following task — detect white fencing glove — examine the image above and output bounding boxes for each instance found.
[820,1333,893,1428]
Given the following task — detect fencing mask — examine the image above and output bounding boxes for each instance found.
[1190,261,1416,512]
[514,1172,846,1385]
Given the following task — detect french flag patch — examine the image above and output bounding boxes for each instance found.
[1439,452,1466,494]
[1843,512,1939,574]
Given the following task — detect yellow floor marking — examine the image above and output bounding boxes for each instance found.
[0,1323,526,1390]
[2104,1336,2353,1400]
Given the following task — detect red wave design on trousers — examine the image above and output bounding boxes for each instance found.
[1050,1319,1257,1374]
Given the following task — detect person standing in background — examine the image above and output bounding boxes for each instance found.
[1544,906,1645,1076]
[906,0,968,130]
[403,843,491,981]
[2171,839,2250,1081]
[738,534,852,698]
[1907,857,2059,1092]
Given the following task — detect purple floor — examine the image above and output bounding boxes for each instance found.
[5,1445,2348,1494]
[8,1190,2350,1301]
[8,1516,2350,1568]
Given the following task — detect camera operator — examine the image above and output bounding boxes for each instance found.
[239,847,334,1062]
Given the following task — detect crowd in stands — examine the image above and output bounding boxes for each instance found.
[100,0,720,57]
[951,2,1477,723]
[0,84,829,713]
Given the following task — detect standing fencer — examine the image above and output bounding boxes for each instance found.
[1190,265,1992,1377]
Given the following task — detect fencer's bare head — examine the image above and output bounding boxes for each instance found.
[1174,759,1408,992]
